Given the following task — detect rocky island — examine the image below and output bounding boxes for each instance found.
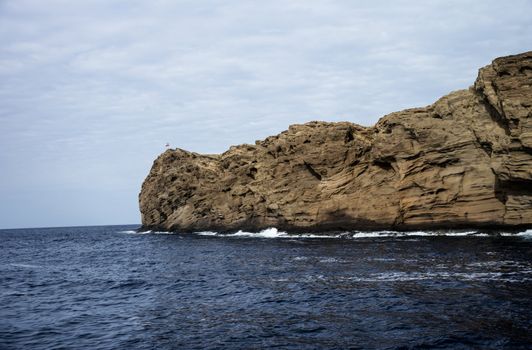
[139,51,532,233]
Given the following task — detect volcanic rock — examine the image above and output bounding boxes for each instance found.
[139,51,532,232]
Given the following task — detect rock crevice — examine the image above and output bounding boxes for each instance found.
[139,51,532,232]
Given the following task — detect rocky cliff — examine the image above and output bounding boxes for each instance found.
[139,51,532,232]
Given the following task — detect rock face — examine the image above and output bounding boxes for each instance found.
[139,51,532,232]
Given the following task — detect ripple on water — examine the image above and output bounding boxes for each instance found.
[0,225,530,349]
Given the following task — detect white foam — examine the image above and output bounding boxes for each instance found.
[351,231,391,238]
[197,231,218,236]
[190,227,532,239]
[10,263,40,269]
[293,256,308,261]
[196,227,340,239]
[123,229,174,235]
[350,230,480,238]
[440,231,479,236]
[229,228,288,238]
[516,229,532,239]
[297,233,342,238]
[498,229,532,238]
[208,230,424,239]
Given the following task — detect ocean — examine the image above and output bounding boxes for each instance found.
[1,225,531,349]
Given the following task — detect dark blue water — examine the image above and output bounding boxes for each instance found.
[1,225,531,349]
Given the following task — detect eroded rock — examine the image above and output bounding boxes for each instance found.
[139,51,532,232]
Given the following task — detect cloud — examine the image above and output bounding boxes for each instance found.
[1,0,531,228]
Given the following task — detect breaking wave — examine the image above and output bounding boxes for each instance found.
[501,229,532,239]
[120,230,173,235]
[194,227,532,239]
[197,228,333,239]
[119,227,532,239]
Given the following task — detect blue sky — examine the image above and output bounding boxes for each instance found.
[1,0,531,229]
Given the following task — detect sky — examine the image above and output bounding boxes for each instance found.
[0,0,531,229]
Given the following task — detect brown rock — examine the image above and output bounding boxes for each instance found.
[139,51,532,232]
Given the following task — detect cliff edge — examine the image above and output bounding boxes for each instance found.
[139,51,532,232]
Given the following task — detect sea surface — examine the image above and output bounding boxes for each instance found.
[1,225,531,349]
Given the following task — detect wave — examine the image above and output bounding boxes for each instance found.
[123,227,532,239]
[517,229,532,238]
[351,230,483,238]
[119,230,173,235]
[198,228,291,238]
[196,228,501,239]
[501,229,532,239]
[197,228,337,239]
